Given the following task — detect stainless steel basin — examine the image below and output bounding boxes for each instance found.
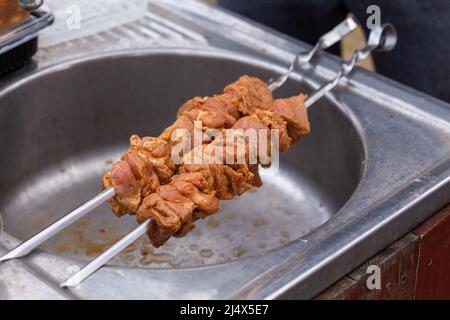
[0,0,449,300]
[0,51,364,268]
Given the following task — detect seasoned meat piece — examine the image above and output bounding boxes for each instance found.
[160,115,195,144]
[178,95,237,128]
[103,135,176,216]
[232,115,271,164]
[121,151,159,197]
[178,164,216,188]
[103,161,141,217]
[136,161,256,246]
[209,164,233,200]
[176,96,201,118]
[181,128,258,191]
[172,173,219,217]
[105,75,275,218]
[176,172,212,192]
[224,75,273,114]
[129,135,176,184]
[223,164,255,197]
[232,115,267,131]
[181,163,235,200]
[158,185,196,237]
[232,110,291,154]
[136,172,219,246]
[137,193,181,247]
[272,94,310,142]
[249,164,263,188]
[138,160,257,246]
[254,109,291,152]
[219,93,240,120]
[179,163,254,201]
[168,202,196,237]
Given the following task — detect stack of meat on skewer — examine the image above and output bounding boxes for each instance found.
[103,75,310,247]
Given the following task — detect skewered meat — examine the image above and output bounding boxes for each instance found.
[103,136,172,216]
[104,75,310,246]
[177,95,238,129]
[104,76,278,216]
[103,161,141,217]
[137,171,221,246]
[272,94,309,142]
[224,75,273,113]
[137,105,304,246]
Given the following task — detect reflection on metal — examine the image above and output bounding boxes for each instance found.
[19,0,44,11]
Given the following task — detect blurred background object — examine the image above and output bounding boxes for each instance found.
[0,0,30,28]
[340,17,375,71]
[18,0,43,11]
[0,0,52,76]
[219,0,450,103]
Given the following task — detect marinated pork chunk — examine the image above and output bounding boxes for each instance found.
[103,161,141,217]
[224,75,273,113]
[272,94,310,142]
[104,75,310,246]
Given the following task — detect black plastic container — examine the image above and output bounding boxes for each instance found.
[0,36,37,76]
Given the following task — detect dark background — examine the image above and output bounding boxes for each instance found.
[219,0,450,103]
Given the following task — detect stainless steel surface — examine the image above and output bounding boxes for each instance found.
[0,49,366,298]
[268,16,358,91]
[54,17,361,288]
[6,50,362,282]
[0,0,449,300]
[0,187,115,262]
[61,219,151,288]
[0,10,54,55]
[305,24,396,108]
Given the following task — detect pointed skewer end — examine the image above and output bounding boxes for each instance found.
[0,251,17,263]
[60,277,80,288]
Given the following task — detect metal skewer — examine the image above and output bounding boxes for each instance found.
[268,16,358,91]
[60,219,151,288]
[60,24,396,289]
[0,187,115,262]
[305,24,397,108]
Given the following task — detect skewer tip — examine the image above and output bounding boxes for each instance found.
[0,252,16,263]
[60,276,80,288]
